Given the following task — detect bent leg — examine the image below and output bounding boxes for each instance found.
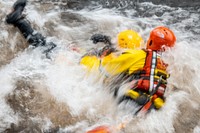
[6,0,46,47]
[13,19,46,47]
[6,0,56,51]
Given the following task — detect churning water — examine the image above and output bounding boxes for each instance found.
[0,0,200,132]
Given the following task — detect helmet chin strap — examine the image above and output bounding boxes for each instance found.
[157,46,165,57]
[160,45,166,52]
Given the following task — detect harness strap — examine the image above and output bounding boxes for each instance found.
[149,51,157,93]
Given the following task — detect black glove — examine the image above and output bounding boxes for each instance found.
[90,34,111,45]
[135,94,149,105]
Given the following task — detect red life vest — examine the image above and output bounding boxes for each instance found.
[134,50,169,97]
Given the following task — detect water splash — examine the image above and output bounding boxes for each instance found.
[0,0,200,132]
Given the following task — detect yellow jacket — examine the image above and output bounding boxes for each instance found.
[101,49,146,76]
[80,49,146,76]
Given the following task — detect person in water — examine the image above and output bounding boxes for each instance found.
[81,26,176,112]
[7,0,176,112]
[80,29,145,98]
[80,29,144,72]
[5,0,56,54]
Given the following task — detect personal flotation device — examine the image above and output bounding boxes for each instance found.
[132,49,169,97]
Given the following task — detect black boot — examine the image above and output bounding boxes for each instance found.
[6,0,27,25]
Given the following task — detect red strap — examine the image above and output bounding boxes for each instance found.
[140,101,152,114]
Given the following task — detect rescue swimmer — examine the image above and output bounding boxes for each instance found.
[80,27,176,111]
[80,30,144,75]
[80,30,145,97]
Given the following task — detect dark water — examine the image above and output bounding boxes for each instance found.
[36,0,200,39]
[35,0,200,9]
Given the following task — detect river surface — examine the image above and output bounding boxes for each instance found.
[0,0,200,133]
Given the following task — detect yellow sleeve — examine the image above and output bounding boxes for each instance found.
[80,55,100,72]
[101,49,146,76]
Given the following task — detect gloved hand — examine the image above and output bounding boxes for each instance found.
[90,34,111,45]
[98,45,115,57]
[135,94,149,105]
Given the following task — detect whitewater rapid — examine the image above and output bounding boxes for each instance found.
[0,0,200,132]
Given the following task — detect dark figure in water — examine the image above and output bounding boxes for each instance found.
[6,0,56,54]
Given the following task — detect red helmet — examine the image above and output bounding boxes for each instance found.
[146,26,176,51]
